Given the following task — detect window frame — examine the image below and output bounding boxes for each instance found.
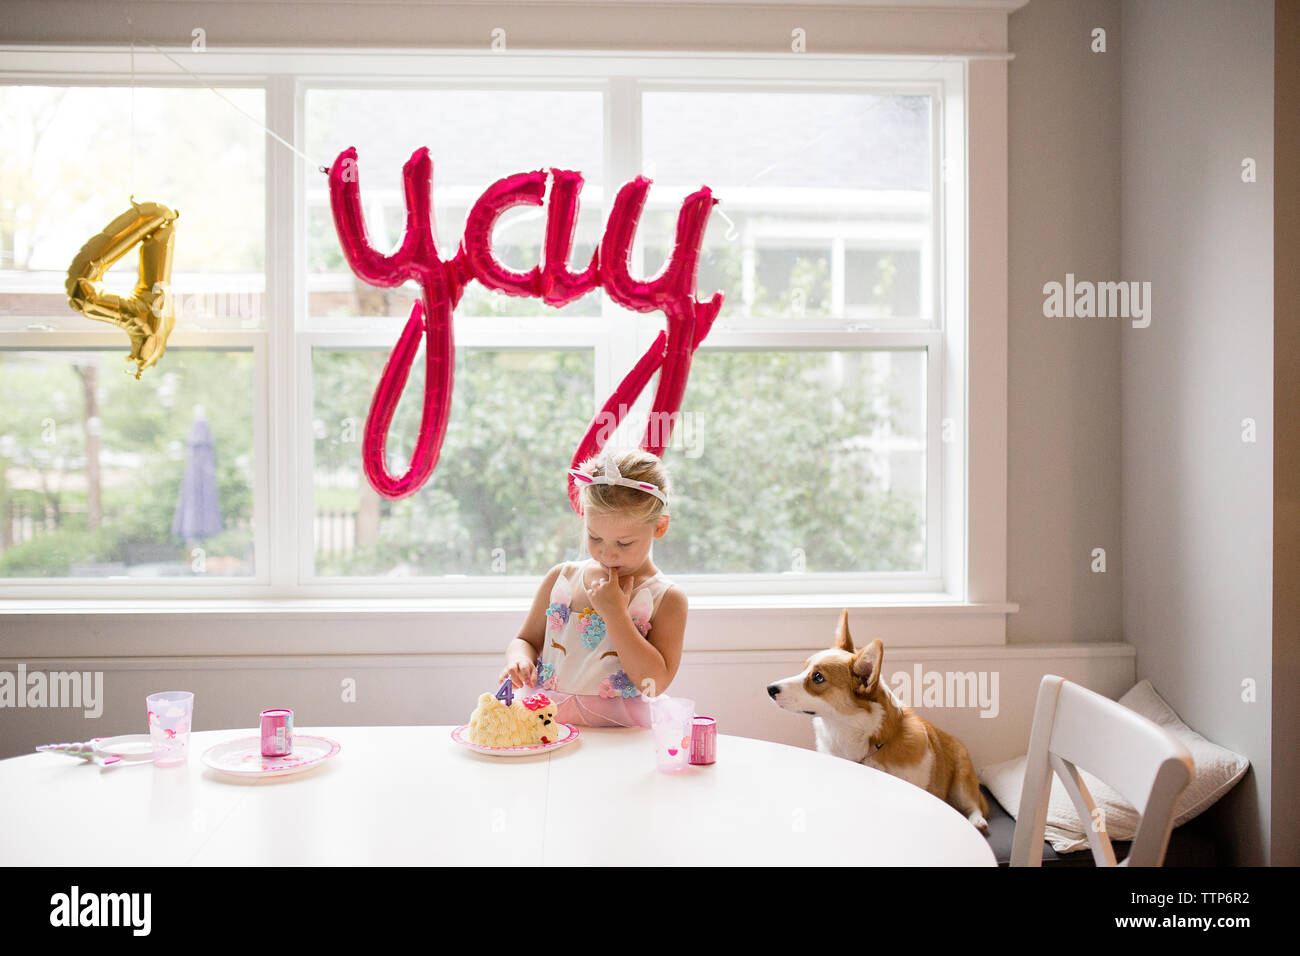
[0,46,1010,642]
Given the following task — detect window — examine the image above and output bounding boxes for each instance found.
[0,50,970,602]
[0,84,265,585]
[636,87,939,583]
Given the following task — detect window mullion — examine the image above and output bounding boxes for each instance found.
[600,76,644,449]
[266,74,299,595]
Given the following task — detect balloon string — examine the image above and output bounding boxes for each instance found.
[128,9,135,197]
[139,40,329,173]
[127,36,946,186]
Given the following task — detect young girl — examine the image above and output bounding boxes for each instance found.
[497,449,687,727]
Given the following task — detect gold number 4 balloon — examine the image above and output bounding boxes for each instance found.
[64,198,179,379]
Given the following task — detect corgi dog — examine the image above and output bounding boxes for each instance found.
[766,610,989,833]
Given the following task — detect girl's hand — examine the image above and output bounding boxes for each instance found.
[499,657,537,689]
[589,571,634,620]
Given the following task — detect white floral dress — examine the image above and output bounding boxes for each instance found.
[535,560,674,727]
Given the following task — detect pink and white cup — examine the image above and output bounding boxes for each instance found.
[146,691,194,767]
[648,695,695,773]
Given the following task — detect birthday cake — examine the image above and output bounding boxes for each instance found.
[466,689,559,748]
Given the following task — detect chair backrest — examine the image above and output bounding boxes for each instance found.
[1010,675,1194,867]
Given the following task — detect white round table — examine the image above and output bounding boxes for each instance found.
[0,726,996,866]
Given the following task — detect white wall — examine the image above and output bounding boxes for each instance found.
[1006,0,1124,645]
[0,635,1136,771]
[1119,0,1274,864]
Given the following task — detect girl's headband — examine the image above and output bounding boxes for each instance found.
[568,459,668,506]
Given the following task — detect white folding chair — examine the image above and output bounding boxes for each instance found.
[1010,675,1194,867]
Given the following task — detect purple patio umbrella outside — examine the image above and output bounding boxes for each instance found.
[172,409,223,541]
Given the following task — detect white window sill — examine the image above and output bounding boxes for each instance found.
[0,595,1016,615]
[0,597,1017,658]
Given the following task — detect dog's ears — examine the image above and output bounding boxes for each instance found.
[838,612,883,693]
[851,639,884,693]
[834,609,853,652]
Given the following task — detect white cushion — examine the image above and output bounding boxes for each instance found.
[979,679,1250,853]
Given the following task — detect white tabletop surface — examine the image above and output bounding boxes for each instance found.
[0,726,996,866]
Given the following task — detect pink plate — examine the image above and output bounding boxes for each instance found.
[451,722,579,757]
[202,734,341,777]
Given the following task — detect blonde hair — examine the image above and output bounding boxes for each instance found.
[572,447,671,525]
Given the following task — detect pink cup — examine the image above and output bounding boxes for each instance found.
[690,716,716,765]
[260,708,293,757]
